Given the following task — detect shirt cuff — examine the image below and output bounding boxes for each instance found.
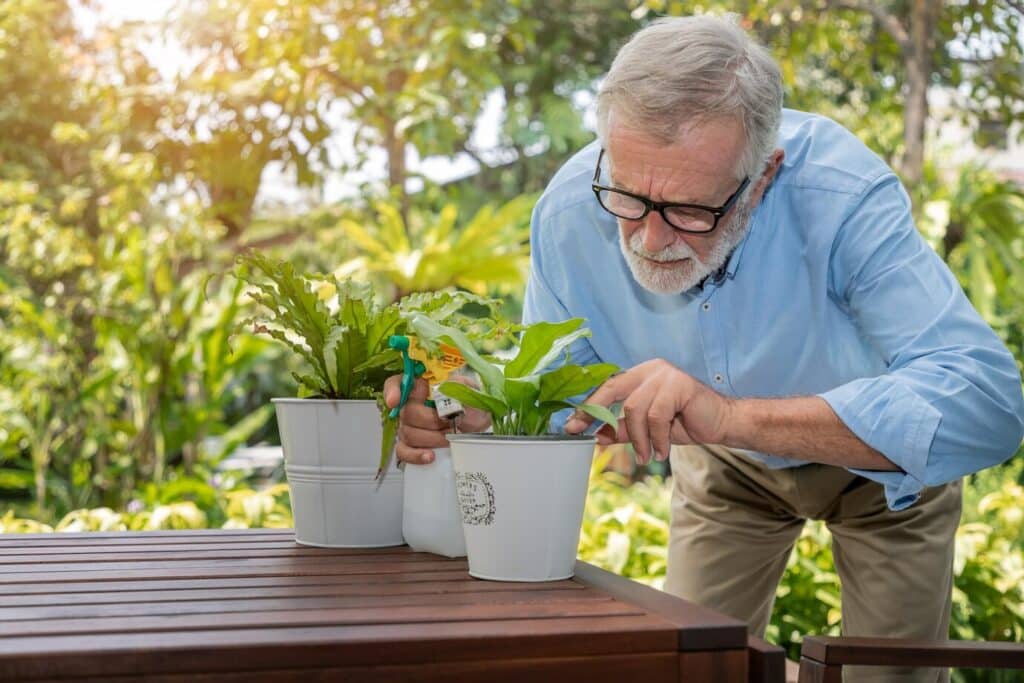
[818,377,942,510]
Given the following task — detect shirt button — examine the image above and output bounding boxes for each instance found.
[714,373,723,383]
[702,302,711,311]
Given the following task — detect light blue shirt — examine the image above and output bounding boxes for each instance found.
[523,109,1024,511]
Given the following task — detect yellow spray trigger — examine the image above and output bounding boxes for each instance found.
[407,339,466,421]
[407,338,464,383]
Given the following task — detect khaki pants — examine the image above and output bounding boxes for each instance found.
[667,444,962,683]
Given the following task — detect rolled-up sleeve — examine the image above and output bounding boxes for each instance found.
[818,174,1024,510]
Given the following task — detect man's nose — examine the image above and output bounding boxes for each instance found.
[641,212,676,253]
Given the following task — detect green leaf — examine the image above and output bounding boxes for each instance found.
[504,377,540,433]
[352,349,402,374]
[377,410,398,481]
[539,362,619,403]
[576,403,620,430]
[210,404,275,462]
[527,400,575,435]
[437,381,509,421]
[505,318,590,378]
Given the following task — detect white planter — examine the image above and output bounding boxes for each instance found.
[401,448,466,558]
[446,434,595,582]
[273,398,403,548]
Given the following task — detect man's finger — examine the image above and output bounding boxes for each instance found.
[383,374,402,409]
[564,369,645,432]
[647,391,676,462]
[407,377,431,400]
[621,381,657,465]
[398,423,452,450]
[585,369,646,409]
[395,440,434,465]
[400,401,450,431]
[595,420,622,446]
[384,375,432,409]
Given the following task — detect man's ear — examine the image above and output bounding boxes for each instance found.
[750,148,785,204]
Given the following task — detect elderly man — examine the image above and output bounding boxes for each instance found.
[386,15,1024,682]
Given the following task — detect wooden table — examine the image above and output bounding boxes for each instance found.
[0,529,776,682]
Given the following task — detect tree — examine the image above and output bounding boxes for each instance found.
[639,1,1023,243]
[150,0,638,237]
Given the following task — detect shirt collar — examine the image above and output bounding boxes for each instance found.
[723,192,770,281]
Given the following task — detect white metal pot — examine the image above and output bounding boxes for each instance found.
[401,447,466,558]
[446,434,595,582]
[273,398,403,548]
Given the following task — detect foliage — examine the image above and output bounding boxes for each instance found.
[0,138,285,520]
[235,251,506,470]
[647,1,1024,189]
[0,482,293,534]
[918,163,1024,373]
[334,196,534,301]
[579,448,670,588]
[237,251,509,398]
[409,314,619,435]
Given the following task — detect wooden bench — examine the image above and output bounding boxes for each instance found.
[797,635,1024,681]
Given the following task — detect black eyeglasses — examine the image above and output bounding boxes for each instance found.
[591,148,749,234]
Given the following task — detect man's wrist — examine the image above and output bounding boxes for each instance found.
[721,397,756,450]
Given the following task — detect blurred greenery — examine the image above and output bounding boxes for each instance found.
[1,0,1022,675]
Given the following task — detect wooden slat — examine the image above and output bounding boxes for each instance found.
[58,652,681,683]
[2,599,645,638]
[0,558,467,584]
[0,578,584,608]
[0,569,474,596]
[0,552,458,574]
[0,529,296,545]
[0,615,677,679]
[801,635,1024,669]
[573,560,747,652]
[1,588,607,622]
[0,546,457,565]
[0,541,421,558]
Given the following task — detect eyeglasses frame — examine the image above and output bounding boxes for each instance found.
[591,148,750,234]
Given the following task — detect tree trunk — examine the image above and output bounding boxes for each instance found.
[899,0,938,188]
[384,121,410,229]
[384,68,410,230]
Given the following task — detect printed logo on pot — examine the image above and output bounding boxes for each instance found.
[456,472,495,525]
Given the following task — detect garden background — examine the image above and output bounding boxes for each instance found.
[1,1,1022,676]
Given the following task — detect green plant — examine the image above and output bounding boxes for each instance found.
[578,448,671,588]
[334,197,534,301]
[409,314,619,435]
[234,251,504,471]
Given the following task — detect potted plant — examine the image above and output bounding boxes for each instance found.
[409,313,619,581]
[235,252,498,548]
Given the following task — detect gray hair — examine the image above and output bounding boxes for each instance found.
[596,15,783,179]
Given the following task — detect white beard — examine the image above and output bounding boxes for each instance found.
[618,199,755,295]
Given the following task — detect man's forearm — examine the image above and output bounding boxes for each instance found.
[723,396,900,471]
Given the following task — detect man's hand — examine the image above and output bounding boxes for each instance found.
[383,374,492,465]
[563,359,733,464]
